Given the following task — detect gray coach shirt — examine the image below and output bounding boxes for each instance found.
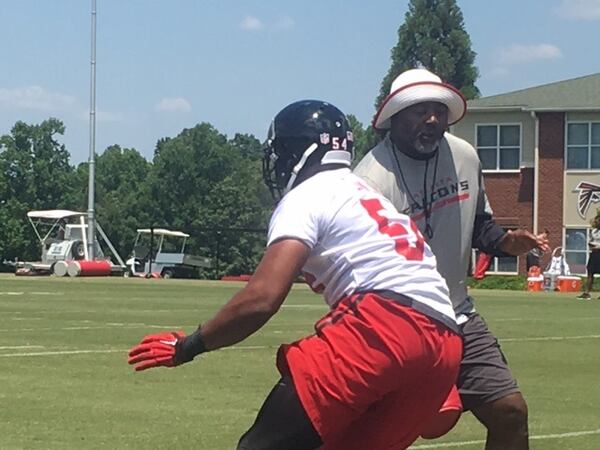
[354,133,494,323]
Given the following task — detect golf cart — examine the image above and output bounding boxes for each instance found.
[125,228,212,278]
[8,209,126,276]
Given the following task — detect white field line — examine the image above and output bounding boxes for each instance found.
[410,428,600,448]
[501,334,600,342]
[494,316,600,322]
[2,321,600,345]
[5,332,600,358]
[0,322,316,332]
[0,345,45,350]
[0,349,126,357]
[0,324,187,332]
[0,344,277,358]
[0,291,61,296]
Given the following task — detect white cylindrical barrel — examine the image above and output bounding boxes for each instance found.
[53,260,69,277]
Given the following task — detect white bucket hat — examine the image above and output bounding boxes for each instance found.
[373,68,467,130]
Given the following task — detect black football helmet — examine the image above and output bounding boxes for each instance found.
[262,100,354,200]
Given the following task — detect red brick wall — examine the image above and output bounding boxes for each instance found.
[537,113,565,269]
[484,169,534,273]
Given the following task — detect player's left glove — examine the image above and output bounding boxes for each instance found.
[127,328,207,372]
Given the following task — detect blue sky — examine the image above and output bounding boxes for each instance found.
[1,0,599,164]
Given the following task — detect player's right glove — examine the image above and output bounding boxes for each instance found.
[127,328,207,372]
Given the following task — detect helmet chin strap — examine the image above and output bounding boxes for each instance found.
[321,150,352,166]
[285,143,319,192]
[285,146,353,193]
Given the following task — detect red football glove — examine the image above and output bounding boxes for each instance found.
[128,331,186,372]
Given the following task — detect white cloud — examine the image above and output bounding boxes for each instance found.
[555,0,600,20]
[274,16,295,30]
[495,44,563,66]
[0,86,75,111]
[154,97,192,113]
[240,15,264,31]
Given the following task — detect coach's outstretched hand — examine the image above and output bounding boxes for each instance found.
[498,229,550,256]
[128,328,206,372]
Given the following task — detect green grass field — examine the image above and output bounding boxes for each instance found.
[1,274,599,449]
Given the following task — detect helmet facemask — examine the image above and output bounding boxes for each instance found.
[262,137,317,200]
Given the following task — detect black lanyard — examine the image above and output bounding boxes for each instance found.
[391,145,440,239]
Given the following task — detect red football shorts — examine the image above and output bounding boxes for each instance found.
[420,384,463,439]
[277,292,462,450]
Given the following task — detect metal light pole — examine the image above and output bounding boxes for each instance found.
[86,0,97,259]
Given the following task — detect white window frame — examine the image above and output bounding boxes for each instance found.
[476,123,522,173]
[472,249,519,276]
[490,255,519,275]
[565,121,600,171]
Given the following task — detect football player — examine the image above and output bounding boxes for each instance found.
[128,100,462,450]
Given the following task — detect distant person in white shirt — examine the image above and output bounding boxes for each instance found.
[546,247,570,276]
[578,215,600,299]
[128,100,462,450]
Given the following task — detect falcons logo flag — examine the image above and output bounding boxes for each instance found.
[575,181,600,218]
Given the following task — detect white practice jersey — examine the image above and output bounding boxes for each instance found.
[267,168,457,331]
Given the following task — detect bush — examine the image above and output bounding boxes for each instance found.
[467,275,528,290]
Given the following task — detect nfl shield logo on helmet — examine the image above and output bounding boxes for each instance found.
[320,133,330,145]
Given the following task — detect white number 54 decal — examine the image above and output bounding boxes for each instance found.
[331,137,348,150]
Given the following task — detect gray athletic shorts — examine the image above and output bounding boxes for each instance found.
[457,313,520,411]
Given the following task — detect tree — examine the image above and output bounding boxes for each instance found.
[229,133,263,160]
[68,145,153,259]
[0,119,73,264]
[347,115,380,164]
[147,123,271,277]
[376,0,480,108]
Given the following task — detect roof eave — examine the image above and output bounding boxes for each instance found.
[467,106,600,113]
[466,106,526,112]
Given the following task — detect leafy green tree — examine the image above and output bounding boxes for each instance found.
[0,119,73,208]
[0,119,73,265]
[376,0,480,108]
[229,133,263,160]
[147,123,271,277]
[347,114,380,164]
[0,199,31,270]
[69,145,153,259]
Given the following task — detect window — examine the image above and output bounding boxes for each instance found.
[565,228,589,275]
[473,250,518,275]
[494,255,519,273]
[476,124,521,170]
[566,122,600,169]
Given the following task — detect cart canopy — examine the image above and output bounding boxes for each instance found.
[136,228,189,238]
[27,210,86,220]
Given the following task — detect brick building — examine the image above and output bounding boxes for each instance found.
[451,73,600,275]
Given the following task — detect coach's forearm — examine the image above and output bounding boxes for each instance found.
[471,213,509,256]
